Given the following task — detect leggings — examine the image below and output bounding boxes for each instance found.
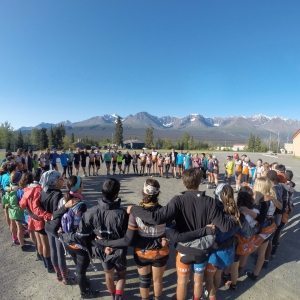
[47,232,67,275]
[67,163,73,177]
[69,248,90,293]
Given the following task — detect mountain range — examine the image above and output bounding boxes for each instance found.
[19,112,300,144]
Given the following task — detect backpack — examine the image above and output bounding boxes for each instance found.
[61,202,87,233]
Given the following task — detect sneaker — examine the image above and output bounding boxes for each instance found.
[246,271,257,281]
[21,245,31,252]
[12,239,20,246]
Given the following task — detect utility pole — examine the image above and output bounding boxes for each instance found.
[277,131,280,154]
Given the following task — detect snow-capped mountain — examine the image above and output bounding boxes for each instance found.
[18,112,300,143]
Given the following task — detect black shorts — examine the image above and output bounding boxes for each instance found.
[177,164,183,169]
[101,253,127,272]
[134,253,169,268]
[95,160,100,167]
[74,162,80,168]
[89,162,95,166]
[81,162,87,168]
[105,161,111,167]
[117,162,122,166]
[35,228,47,235]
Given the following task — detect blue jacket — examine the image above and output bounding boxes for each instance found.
[60,153,68,167]
[1,173,10,192]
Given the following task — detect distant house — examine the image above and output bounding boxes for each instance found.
[232,144,246,151]
[284,143,294,154]
[292,130,300,157]
[123,139,145,149]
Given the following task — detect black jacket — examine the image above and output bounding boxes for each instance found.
[41,189,66,235]
[64,197,128,254]
[131,190,236,255]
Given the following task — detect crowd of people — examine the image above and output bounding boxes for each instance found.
[0,147,296,300]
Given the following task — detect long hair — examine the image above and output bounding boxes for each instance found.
[253,177,272,204]
[219,185,241,226]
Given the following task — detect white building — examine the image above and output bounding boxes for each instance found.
[284,143,294,154]
[232,144,246,151]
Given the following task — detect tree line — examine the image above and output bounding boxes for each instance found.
[0,119,282,152]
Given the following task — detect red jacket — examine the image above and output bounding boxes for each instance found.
[19,184,52,231]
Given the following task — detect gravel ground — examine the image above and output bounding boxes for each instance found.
[0,152,299,300]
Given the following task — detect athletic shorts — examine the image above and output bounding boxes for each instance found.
[101,253,127,272]
[117,162,122,166]
[35,228,47,235]
[105,161,111,167]
[89,162,95,166]
[235,171,242,178]
[95,160,100,167]
[81,162,87,168]
[207,245,235,270]
[177,164,183,169]
[74,162,80,168]
[134,252,169,268]
[241,174,249,183]
[213,169,219,174]
[176,252,207,275]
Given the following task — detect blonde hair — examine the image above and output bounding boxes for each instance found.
[253,177,272,204]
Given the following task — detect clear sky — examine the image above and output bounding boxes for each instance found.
[0,0,299,129]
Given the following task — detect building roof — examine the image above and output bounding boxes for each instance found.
[292,129,300,140]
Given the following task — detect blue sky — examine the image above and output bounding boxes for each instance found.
[0,0,299,129]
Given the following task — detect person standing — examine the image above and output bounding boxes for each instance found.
[50,149,60,171]
[130,168,237,300]
[60,150,69,178]
[123,151,133,175]
[132,151,139,175]
[73,148,81,176]
[170,149,178,178]
[103,149,112,176]
[139,149,147,176]
[67,149,74,177]
[95,149,103,176]
[88,149,96,176]
[80,149,89,177]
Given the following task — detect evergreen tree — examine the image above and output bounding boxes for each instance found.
[49,127,56,148]
[31,128,41,148]
[247,133,256,151]
[181,132,190,150]
[145,127,154,148]
[255,136,262,152]
[40,128,49,149]
[0,122,14,150]
[71,132,75,143]
[114,116,123,147]
[16,130,24,149]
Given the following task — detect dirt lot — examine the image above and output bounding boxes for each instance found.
[0,152,299,299]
